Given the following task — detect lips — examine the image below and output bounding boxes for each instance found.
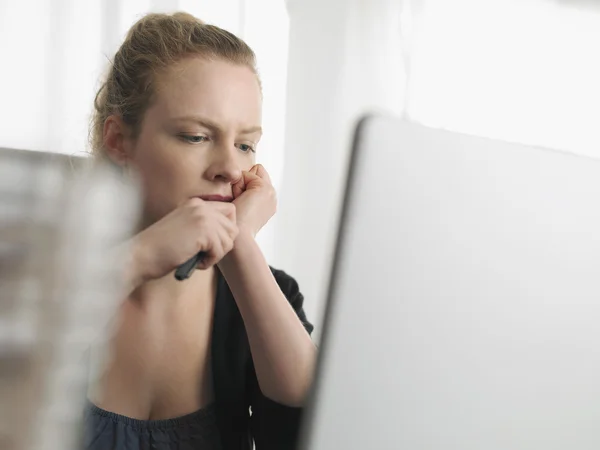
[196,194,234,202]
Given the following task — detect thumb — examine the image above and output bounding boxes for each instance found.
[232,171,261,198]
[241,170,262,186]
[251,164,272,184]
[232,175,245,199]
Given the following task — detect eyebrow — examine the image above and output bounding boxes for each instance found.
[171,116,262,135]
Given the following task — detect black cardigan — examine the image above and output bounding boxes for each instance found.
[212,267,314,450]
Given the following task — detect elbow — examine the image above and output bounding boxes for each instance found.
[263,346,318,407]
[263,381,312,408]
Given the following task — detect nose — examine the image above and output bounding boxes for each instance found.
[205,142,242,184]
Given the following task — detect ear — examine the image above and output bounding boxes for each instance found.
[102,115,134,167]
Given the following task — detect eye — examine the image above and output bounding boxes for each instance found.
[179,134,209,144]
[237,143,256,153]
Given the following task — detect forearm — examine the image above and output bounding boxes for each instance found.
[218,230,317,407]
[113,235,150,297]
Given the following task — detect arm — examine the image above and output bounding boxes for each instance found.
[218,228,317,407]
[116,236,149,296]
[114,198,239,297]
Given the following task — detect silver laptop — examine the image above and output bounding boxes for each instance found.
[300,115,600,450]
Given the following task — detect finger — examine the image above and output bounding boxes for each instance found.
[197,257,215,270]
[252,164,272,184]
[197,244,219,269]
[209,202,236,223]
[217,222,237,255]
[232,171,261,197]
[183,196,205,208]
[241,170,262,185]
[198,231,223,269]
[208,201,236,219]
[217,211,239,238]
[213,218,236,251]
[232,176,245,199]
[224,203,236,222]
[205,226,232,264]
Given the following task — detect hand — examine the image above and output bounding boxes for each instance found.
[132,198,238,281]
[231,164,277,237]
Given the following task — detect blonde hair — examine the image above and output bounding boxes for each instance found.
[90,12,258,158]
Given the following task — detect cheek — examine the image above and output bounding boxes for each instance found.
[132,133,182,177]
[240,153,256,171]
[132,141,170,182]
[131,136,190,200]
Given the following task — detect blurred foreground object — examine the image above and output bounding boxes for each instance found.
[0,148,139,450]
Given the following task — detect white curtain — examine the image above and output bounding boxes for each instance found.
[276,0,407,339]
[279,0,600,338]
[0,0,289,262]
[407,0,600,160]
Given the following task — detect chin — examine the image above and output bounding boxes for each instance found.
[139,204,171,229]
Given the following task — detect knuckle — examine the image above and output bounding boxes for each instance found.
[188,197,203,207]
[196,233,209,246]
[190,204,206,218]
[193,214,207,227]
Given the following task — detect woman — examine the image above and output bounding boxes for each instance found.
[84,11,316,450]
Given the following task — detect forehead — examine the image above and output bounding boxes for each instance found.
[149,56,262,128]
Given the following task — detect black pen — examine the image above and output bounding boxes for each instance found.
[174,251,207,280]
